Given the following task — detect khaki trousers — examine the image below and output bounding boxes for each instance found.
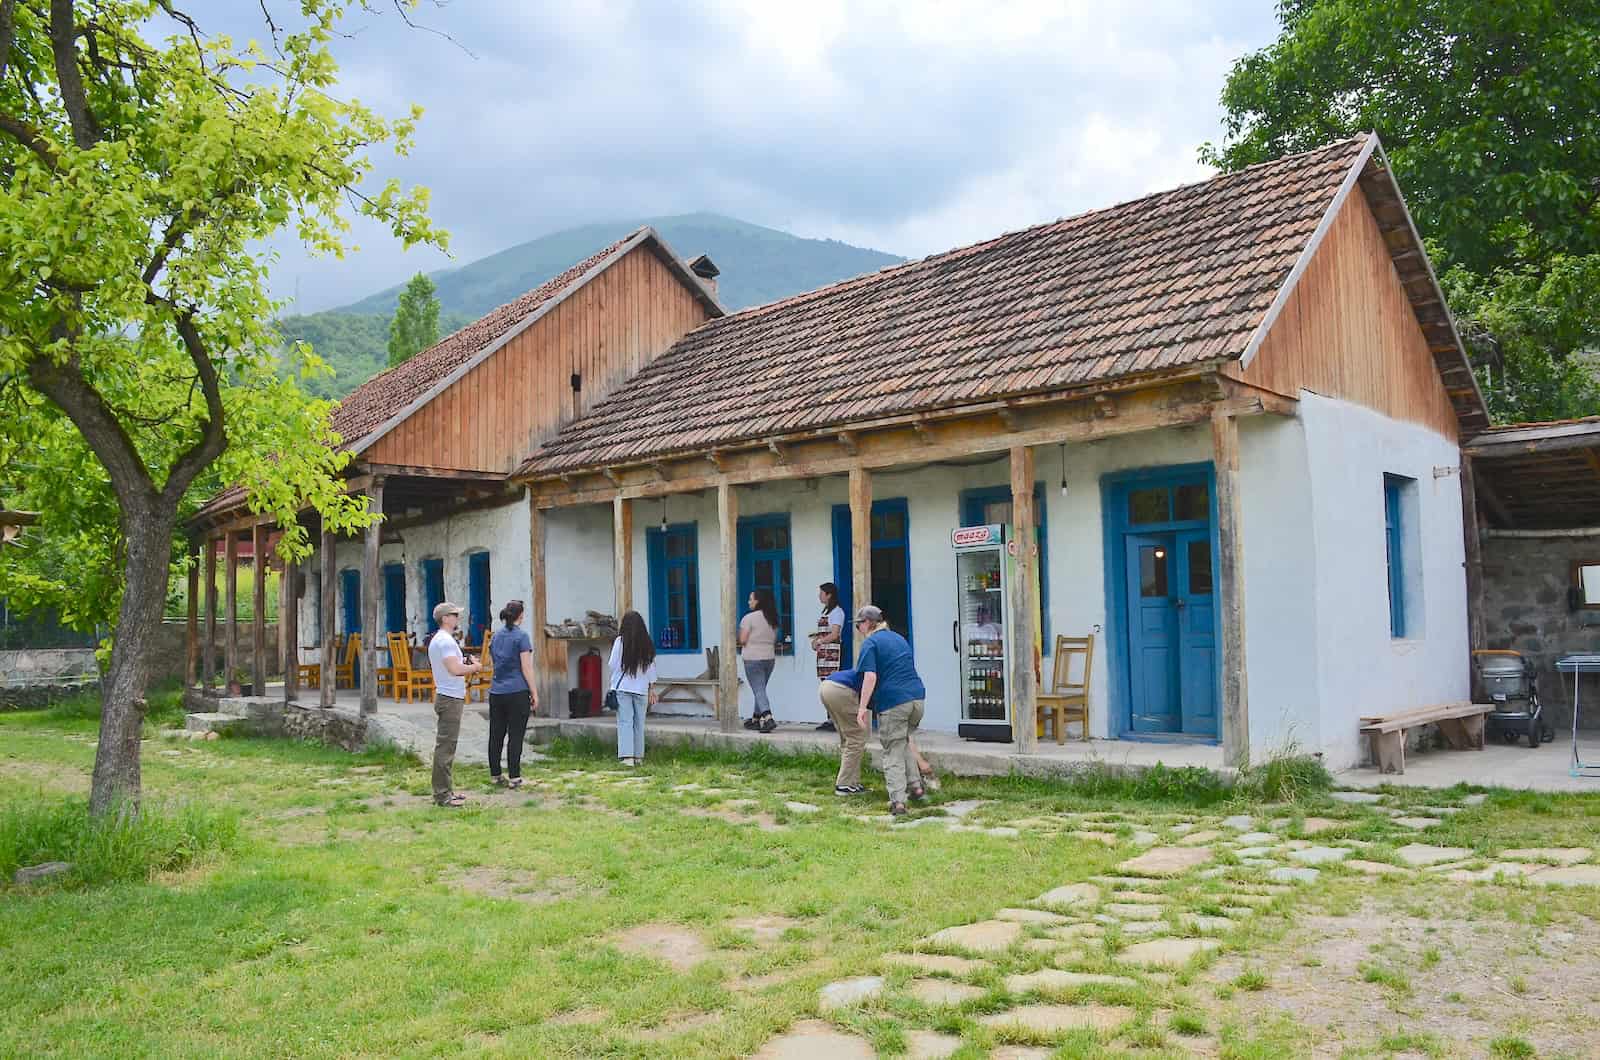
[877,699,925,804]
[819,681,867,787]
[432,694,465,803]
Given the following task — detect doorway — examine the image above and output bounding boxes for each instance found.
[466,551,491,648]
[420,558,444,638]
[831,498,913,659]
[1105,467,1218,740]
[382,563,406,634]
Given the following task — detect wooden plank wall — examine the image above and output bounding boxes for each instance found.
[367,244,711,472]
[1228,187,1460,440]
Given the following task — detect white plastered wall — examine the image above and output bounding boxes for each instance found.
[1298,391,1469,769]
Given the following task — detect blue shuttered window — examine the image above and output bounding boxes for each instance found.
[648,523,700,652]
[738,514,794,652]
[1384,475,1406,638]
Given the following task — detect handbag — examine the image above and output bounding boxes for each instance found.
[603,664,621,712]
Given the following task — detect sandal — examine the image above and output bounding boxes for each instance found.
[492,775,508,787]
[437,792,467,808]
[507,777,523,790]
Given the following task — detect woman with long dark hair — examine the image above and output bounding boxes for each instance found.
[809,581,846,732]
[487,600,539,787]
[609,610,658,765]
[739,587,781,733]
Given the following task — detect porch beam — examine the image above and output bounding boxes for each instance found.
[320,528,336,709]
[282,556,299,703]
[849,466,871,660]
[529,498,563,719]
[185,537,200,688]
[202,534,217,691]
[1010,446,1040,753]
[528,379,1283,508]
[1211,409,1250,769]
[613,496,633,616]
[1459,456,1485,656]
[360,480,384,715]
[224,532,238,692]
[252,524,268,695]
[718,482,739,733]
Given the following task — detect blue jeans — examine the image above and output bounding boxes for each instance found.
[616,691,646,760]
[745,658,775,717]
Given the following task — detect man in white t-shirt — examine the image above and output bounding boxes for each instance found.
[428,601,482,807]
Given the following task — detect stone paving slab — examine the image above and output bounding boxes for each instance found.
[1502,847,1592,865]
[1116,846,1214,877]
[882,952,988,977]
[1288,845,1352,865]
[1034,883,1100,909]
[1396,843,1472,867]
[819,976,884,1011]
[1005,969,1138,993]
[754,1020,874,1059]
[1269,867,1320,884]
[908,978,984,1005]
[905,1029,963,1059]
[980,1003,1134,1033]
[1119,937,1220,968]
[995,907,1069,924]
[921,919,1023,954]
[1344,859,1409,876]
[1532,865,1600,887]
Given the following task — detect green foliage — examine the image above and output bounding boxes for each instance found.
[386,271,441,367]
[1236,751,1332,803]
[1205,1,1600,423]
[0,796,237,889]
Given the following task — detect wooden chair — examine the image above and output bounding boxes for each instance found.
[467,629,494,702]
[296,646,322,690]
[334,632,361,689]
[381,631,434,703]
[1037,634,1093,743]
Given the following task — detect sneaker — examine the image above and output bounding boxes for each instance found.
[834,784,866,796]
[759,714,778,734]
[816,719,836,732]
[889,802,909,817]
[743,715,760,730]
[908,784,928,802]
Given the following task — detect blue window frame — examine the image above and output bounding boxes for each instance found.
[1384,475,1406,638]
[962,484,1050,643]
[647,522,700,653]
[738,514,794,652]
[420,558,444,637]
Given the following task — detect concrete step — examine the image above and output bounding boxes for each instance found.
[184,712,254,736]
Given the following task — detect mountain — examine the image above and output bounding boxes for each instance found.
[278,213,902,399]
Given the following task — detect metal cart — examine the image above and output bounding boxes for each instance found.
[1555,655,1600,779]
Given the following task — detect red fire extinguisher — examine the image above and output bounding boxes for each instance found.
[577,649,603,717]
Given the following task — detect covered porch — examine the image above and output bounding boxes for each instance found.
[522,373,1285,767]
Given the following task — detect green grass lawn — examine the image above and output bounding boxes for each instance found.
[3,702,1599,1059]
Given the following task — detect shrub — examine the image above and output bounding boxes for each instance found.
[0,797,238,889]
[1236,749,1332,803]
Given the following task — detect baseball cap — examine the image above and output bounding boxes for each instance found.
[853,605,883,625]
[433,601,463,623]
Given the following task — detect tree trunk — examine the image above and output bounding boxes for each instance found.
[88,503,177,816]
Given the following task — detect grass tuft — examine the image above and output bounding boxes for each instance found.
[1233,967,1269,991]
[1235,744,1331,803]
[0,796,237,889]
[1489,1036,1536,1059]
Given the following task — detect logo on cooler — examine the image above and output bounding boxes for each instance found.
[952,525,999,547]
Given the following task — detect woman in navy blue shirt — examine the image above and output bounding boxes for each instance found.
[487,600,539,788]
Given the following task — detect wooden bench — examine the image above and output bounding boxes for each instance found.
[1359,702,1490,774]
[652,646,740,716]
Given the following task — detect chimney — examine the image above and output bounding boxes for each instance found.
[688,253,720,296]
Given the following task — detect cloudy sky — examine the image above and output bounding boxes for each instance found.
[223,1,1282,314]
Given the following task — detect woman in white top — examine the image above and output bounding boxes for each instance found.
[739,588,780,733]
[809,582,846,732]
[608,611,658,765]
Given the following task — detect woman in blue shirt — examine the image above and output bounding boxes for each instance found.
[487,600,539,788]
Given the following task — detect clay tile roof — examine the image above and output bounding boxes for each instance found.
[519,135,1373,477]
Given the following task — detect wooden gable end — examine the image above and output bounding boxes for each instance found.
[1227,185,1460,440]
[364,243,714,473]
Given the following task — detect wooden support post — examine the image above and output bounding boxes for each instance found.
[849,466,871,660]
[529,497,564,718]
[360,481,384,715]
[718,481,739,733]
[1010,446,1040,753]
[1459,455,1486,662]
[320,528,337,709]
[251,523,267,696]
[282,556,299,703]
[202,535,217,691]
[1212,410,1250,769]
[224,532,239,691]
[185,537,200,688]
[613,495,633,617]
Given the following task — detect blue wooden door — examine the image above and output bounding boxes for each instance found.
[831,498,914,657]
[467,552,491,646]
[1175,530,1218,738]
[1124,534,1179,732]
[831,506,854,662]
[339,568,362,687]
[420,558,444,637]
[383,563,406,634]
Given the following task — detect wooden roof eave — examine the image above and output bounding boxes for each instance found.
[522,367,1296,508]
[1234,133,1490,439]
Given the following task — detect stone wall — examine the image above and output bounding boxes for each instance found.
[1481,534,1600,730]
[280,702,367,752]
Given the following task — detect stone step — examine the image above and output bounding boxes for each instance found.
[184,712,254,736]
